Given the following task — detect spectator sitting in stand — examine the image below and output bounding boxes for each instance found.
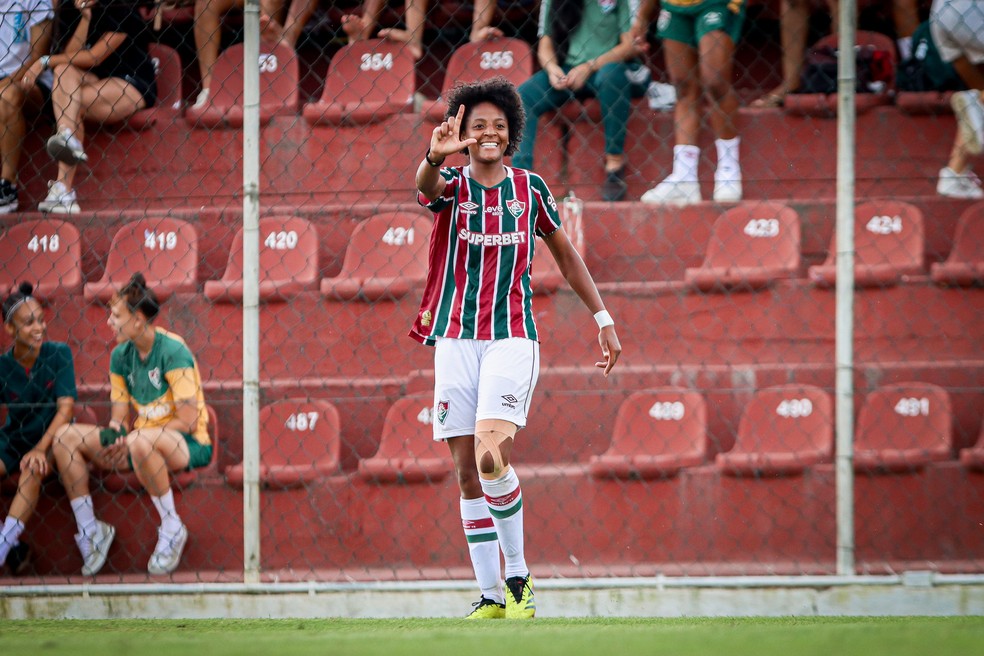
[27,0,156,214]
[931,0,984,199]
[0,0,54,213]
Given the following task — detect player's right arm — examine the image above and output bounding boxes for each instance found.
[416,104,476,201]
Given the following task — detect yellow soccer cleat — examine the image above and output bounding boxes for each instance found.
[504,574,535,619]
[465,596,506,619]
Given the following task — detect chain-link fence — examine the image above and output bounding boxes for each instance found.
[0,0,982,588]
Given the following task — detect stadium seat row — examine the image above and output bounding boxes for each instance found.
[5,200,982,303]
[217,382,984,490]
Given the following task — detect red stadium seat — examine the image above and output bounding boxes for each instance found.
[225,399,341,489]
[84,218,199,302]
[100,405,220,492]
[896,90,954,115]
[204,216,319,303]
[931,201,984,286]
[959,417,984,471]
[321,212,430,301]
[716,385,833,476]
[854,382,953,472]
[686,202,802,291]
[186,42,299,129]
[303,39,415,126]
[358,395,453,483]
[809,200,925,287]
[784,31,896,118]
[422,37,534,121]
[0,219,81,298]
[589,389,709,479]
[127,44,184,130]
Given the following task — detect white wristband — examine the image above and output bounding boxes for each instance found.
[594,310,614,329]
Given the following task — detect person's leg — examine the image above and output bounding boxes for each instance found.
[512,70,573,170]
[588,63,631,173]
[447,435,504,615]
[753,0,809,107]
[127,427,192,575]
[891,0,919,59]
[342,0,384,43]
[642,37,702,204]
[280,0,319,48]
[51,76,146,193]
[0,79,42,183]
[379,0,428,60]
[52,423,116,575]
[194,0,241,96]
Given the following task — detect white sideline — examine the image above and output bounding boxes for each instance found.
[3,574,984,619]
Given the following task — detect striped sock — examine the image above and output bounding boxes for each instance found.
[460,497,503,604]
[481,467,528,580]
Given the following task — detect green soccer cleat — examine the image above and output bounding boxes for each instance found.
[465,596,506,619]
[505,574,535,619]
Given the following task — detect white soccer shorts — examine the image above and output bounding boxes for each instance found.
[432,337,540,440]
[930,0,984,65]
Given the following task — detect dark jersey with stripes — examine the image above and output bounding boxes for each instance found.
[410,165,563,346]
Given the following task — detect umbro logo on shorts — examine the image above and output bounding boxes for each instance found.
[501,394,518,409]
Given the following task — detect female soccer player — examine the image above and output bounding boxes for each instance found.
[413,77,622,618]
[54,273,211,576]
[0,283,77,574]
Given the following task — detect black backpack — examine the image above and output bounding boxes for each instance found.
[896,21,967,92]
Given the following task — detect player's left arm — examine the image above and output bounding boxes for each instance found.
[542,228,622,376]
[163,367,200,434]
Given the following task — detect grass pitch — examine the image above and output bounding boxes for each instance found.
[2,617,983,656]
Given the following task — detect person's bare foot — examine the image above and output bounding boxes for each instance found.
[470,26,504,42]
[341,14,372,42]
[750,86,789,108]
[259,13,283,43]
[378,28,423,60]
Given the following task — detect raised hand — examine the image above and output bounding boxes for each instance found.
[429,103,477,161]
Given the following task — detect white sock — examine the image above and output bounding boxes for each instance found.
[0,516,25,563]
[70,495,98,536]
[897,36,912,61]
[481,467,528,580]
[460,497,503,604]
[669,144,700,182]
[151,489,183,536]
[715,137,741,181]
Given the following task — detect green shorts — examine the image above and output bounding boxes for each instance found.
[657,1,746,48]
[125,433,213,472]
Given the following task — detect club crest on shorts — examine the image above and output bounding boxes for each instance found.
[421,310,432,327]
[506,199,526,218]
[148,367,162,389]
[436,399,450,425]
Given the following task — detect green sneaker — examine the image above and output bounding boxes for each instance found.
[465,596,506,619]
[505,574,535,619]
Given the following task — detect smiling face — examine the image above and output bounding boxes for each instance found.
[107,298,142,344]
[5,298,46,354]
[463,102,509,164]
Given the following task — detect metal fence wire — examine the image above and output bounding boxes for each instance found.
[0,0,982,587]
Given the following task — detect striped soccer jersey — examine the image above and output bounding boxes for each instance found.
[109,327,210,445]
[409,165,563,346]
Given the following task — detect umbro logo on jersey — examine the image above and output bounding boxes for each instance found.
[501,394,518,409]
[506,199,526,218]
[459,201,480,215]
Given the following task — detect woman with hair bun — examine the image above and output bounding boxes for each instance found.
[0,282,77,575]
[54,273,210,577]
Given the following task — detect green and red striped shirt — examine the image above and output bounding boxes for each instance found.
[410,165,562,346]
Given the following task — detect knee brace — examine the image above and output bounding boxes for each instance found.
[475,419,516,477]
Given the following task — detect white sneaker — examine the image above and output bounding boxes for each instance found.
[148,523,188,575]
[713,166,743,202]
[641,177,701,205]
[951,90,984,156]
[75,520,115,576]
[191,88,210,110]
[937,166,983,199]
[38,180,80,214]
[45,128,88,164]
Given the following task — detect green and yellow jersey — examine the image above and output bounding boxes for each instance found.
[109,327,209,445]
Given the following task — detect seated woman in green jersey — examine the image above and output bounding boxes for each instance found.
[0,282,77,575]
[53,273,211,577]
